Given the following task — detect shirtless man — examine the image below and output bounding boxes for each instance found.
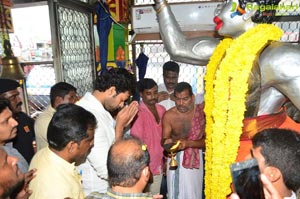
[154,0,300,157]
[162,82,205,199]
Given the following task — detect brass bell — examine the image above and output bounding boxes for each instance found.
[1,56,25,79]
[169,151,178,168]
[163,141,181,169]
[1,39,25,80]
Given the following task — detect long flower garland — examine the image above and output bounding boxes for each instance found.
[204,24,283,199]
[204,38,233,198]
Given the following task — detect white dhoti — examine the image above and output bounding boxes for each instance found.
[167,150,203,199]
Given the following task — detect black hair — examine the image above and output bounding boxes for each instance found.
[174,82,193,96]
[0,98,10,114]
[107,136,150,187]
[47,104,97,151]
[50,82,77,107]
[238,0,281,23]
[138,78,157,92]
[163,61,180,74]
[94,68,136,95]
[252,128,300,192]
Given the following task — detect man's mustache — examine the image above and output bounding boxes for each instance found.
[11,126,17,134]
[16,102,22,108]
[177,105,185,109]
[149,99,157,103]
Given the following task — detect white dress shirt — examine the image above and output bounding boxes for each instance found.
[158,83,176,110]
[284,191,297,199]
[76,92,115,195]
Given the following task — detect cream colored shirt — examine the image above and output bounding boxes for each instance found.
[34,105,56,151]
[29,148,85,199]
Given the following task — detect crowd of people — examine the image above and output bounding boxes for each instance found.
[0,63,208,199]
[1,0,300,198]
[1,65,299,199]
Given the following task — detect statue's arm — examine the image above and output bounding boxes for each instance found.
[154,0,219,65]
[260,42,300,111]
[275,77,300,112]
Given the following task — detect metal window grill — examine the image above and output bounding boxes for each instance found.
[274,0,300,42]
[132,41,205,95]
[20,5,94,117]
[58,6,94,96]
[23,62,56,118]
[18,4,94,117]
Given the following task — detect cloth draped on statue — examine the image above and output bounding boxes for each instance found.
[182,103,205,169]
[237,108,300,161]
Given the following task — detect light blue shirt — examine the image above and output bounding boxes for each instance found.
[2,144,29,173]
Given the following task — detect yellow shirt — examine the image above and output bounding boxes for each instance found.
[29,147,85,199]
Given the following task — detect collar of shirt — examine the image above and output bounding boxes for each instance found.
[47,105,56,113]
[284,191,297,199]
[47,147,79,178]
[158,83,173,94]
[77,92,112,121]
[106,188,153,199]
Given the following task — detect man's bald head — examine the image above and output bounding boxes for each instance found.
[107,137,150,187]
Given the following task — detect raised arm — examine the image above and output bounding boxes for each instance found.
[154,0,219,65]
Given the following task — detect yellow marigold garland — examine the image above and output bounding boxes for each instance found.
[204,24,283,199]
[204,38,233,198]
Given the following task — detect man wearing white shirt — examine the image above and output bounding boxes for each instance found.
[76,68,138,195]
[158,61,179,111]
[158,61,204,111]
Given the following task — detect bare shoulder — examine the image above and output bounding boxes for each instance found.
[163,107,178,120]
[165,106,178,115]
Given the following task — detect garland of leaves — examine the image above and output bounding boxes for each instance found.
[204,24,283,199]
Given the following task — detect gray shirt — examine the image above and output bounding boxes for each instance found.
[1,144,29,173]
